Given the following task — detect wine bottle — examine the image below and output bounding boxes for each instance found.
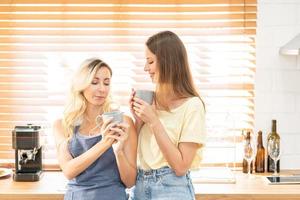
[243,131,253,173]
[267,120,280,173]
[243,159,253,173]
[255,131,265,173]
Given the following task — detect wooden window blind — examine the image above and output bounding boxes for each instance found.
[0,0,256,168]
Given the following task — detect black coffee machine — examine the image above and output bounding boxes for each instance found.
[12,124,43,181]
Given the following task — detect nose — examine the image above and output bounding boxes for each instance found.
[97,84,106,93]
[144,64,149,72]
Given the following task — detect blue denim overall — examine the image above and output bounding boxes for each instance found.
[64,126,126,200]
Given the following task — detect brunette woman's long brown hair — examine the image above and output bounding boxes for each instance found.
[146,31,205,110]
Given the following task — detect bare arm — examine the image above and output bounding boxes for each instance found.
[53,119,114,180]
[134,120,144,134]
[113,116,137,188]
[150,120,202,176]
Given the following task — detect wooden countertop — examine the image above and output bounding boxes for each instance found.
[195,171,300,200]
[0,170,300,200]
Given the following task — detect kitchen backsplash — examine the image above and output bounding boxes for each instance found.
[255,0,300,169]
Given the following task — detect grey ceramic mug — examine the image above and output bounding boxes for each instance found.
[101,111,123,123]
[135,90,154,104]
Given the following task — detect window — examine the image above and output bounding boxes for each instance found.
[0,0,256,169]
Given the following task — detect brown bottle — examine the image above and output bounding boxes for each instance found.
[255,131,265,173]
[243,131,253,173]
[267,120,280,173]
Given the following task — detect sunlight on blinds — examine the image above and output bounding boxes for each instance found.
[0,0,257,168]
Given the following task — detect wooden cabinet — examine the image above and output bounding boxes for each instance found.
[1,171,300,200]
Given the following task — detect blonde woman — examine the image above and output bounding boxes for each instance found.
[53,58,137,200]
[130,31,206,200]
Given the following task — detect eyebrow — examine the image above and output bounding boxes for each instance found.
[93,77,111,81]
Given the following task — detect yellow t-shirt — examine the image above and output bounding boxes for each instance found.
[138,96,206,170]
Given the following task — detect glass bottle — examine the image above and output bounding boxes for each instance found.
[243,131,253,173]
[255,131,265,173]
[267,120,280,173]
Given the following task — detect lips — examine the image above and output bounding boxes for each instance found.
[94,96,105,100]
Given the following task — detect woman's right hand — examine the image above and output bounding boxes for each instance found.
[129,88,143,125]
[100,117,118,146]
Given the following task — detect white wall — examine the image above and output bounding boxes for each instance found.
[255,0,300,169]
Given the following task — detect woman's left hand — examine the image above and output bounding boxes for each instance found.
[132,97,158,126]
[107,122,130,154]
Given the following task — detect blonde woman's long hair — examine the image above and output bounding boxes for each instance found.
[146,31,205,111]
[62,58,113,139]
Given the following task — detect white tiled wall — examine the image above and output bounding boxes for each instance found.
[255,0,300,169]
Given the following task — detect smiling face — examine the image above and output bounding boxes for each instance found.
[144,46,159,83]
[83,67,111,106]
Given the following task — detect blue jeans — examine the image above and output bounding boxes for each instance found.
[129,167,195,200]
